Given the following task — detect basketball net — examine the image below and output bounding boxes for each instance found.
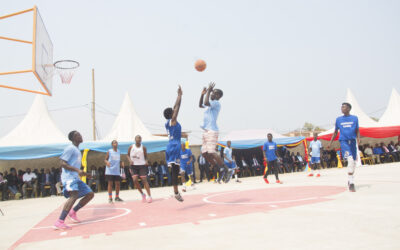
[53,60,79,85]
[58,69,75,84]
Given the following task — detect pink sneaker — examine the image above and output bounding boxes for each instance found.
[147,197,153,203]
[54,219,71,230]
[68,210,81,223]
[141,193,146,203]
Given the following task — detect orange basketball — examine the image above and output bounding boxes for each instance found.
[194,59,207,72]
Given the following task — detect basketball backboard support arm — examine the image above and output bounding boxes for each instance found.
[0,6,53,96]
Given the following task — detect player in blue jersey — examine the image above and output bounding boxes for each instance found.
[328,102,360,192]
[309,133,323,177]
[164,85,184,202]
[263,133,283,184]
[199,82,230,180]
[180,143,195,192]
[104,140,124,203]
[54,131,94,230]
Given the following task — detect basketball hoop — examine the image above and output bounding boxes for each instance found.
[53,60,80,84]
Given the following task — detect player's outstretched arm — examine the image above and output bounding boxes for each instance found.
[204,82,215,107]
[171,85,182,125]
[127,146,133,166]
[199,87,207,108]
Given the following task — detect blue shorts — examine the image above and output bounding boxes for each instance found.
[166,143,181,166]
[340,139,357,161]
[62,179,93,198]
[180,163,193,175]
[224,161,236,169]
[311,157,321,164]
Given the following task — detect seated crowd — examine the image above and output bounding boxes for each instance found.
[1,142,398,201]
[359,141,400,164]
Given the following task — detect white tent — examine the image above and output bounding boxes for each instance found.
[0,95,67,146]
[102,93,166,142]
[378,88,400,127]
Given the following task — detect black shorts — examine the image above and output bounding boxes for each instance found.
[105,175,121,182]
[130,165,148,177]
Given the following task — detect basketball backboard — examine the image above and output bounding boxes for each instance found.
[0,6,53,96]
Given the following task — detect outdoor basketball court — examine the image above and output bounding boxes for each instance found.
[1,164,399,250]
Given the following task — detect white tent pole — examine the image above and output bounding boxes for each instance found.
[92,69,96,141]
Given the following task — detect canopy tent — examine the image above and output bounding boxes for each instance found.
[102,93,167,142]
[0,95,68,146]
[0,93,171,160]
[84,92,171,154]
[308,89,400,141]
[218,129,305,149]
[378,88,400,127]
[0,95,70,160]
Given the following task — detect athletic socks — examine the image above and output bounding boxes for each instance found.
[59,210,69,221]
[235,174,238,181]
[348,175,354,184]
[108,193,112,199]
[73,203,83,212]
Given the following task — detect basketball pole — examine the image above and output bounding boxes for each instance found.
[92,69,96,141]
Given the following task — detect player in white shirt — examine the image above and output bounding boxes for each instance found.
[309,133,323,177]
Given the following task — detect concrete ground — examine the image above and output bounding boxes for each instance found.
[1,163,399,250]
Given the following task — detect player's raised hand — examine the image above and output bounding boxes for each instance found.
[201,87,207,95]
[177,85,182,96]
[208,82,215,91]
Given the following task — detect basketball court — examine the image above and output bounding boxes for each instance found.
[1,164,399,250]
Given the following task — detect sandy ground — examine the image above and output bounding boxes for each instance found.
[1,163,399,250]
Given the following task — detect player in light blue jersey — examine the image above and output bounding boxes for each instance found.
[54,131,94,230]
[164,85,184,202]
[105,140,124,203]
[328,102,360,192]
[309,133,323,177]
[199,82,230,182]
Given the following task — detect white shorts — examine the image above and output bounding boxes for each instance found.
[202,130,219,154]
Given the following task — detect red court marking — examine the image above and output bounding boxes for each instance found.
[11,186,345,249]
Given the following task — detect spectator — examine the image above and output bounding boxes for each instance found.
[6,168,21,199]
[388,141,400,161]
[240,156,251,177]
[88,165,99,192]
[147,162,158,187]
[321,151,330,168]
[329,150,338,167]
[396,143,400,152]
[296,152,305,171]
[158,160,171,186]
[198,154,209,182]
[54,167,62,195]
[282,151,291,173]
[251,154,262,176]
[0,172,8,201]
[98,166,106,191]
[380,143,394,162]
[22,168,37,198]
[191,155,197,183]
[373,144,386,163]
[40,168,55,196]
[364,144,380,164]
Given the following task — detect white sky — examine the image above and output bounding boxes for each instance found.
[1,0,399,144]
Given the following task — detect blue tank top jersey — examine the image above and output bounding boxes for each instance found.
[165,119,181,144]
[106,149,121,176]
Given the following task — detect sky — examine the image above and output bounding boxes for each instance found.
[1,0,399,144]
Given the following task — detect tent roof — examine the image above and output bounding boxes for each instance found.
[346,89,378,128]
[378,88,400,126]
[102,93,166,142]
[219,129,305,149]
[0,95,68,146]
